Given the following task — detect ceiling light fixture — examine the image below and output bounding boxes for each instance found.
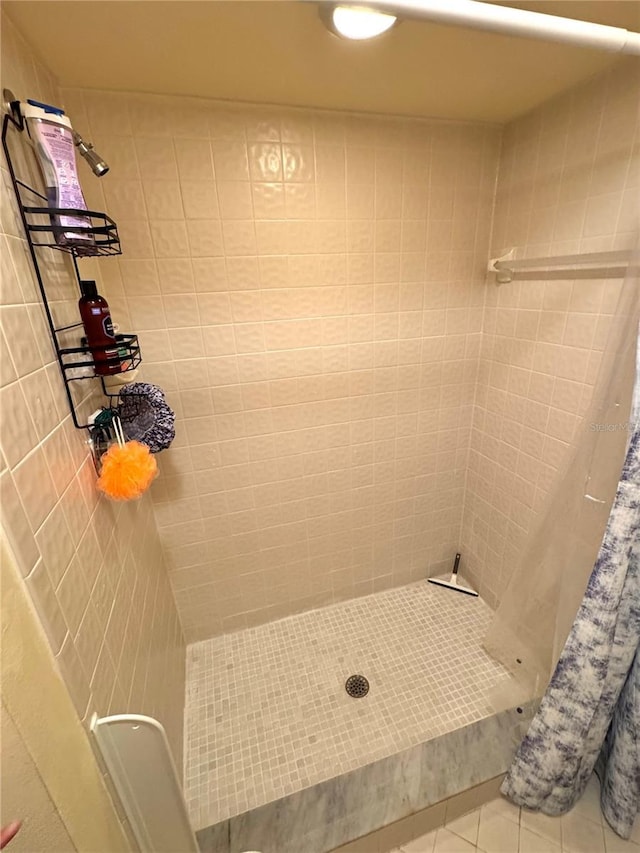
[322,5,398,40]
[313,0,640,55]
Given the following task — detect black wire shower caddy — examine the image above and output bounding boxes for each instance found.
[2,99,141,429]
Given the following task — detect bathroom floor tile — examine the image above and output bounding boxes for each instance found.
[519,809,562,846]
[445,810,480,846]
[476,806,520,853]
[561,808,606,853]
[433,828,477,852]
[517,825,562,853]
[401,829,437,852]
[416,780,640,853]
[603,826,640,852]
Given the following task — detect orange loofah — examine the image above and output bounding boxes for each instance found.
[97,440,158,501]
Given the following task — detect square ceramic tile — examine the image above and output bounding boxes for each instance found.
[184,581,516,828]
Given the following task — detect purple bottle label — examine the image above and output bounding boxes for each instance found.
[36,122,94,248]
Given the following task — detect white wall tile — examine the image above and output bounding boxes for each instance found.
[1,14,185,767]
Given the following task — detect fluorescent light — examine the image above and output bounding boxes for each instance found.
[330,5,397,39]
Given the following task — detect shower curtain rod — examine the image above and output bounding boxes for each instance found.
[488,248,636,284]
[313,0,640,55]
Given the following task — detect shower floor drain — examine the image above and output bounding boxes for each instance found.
[345,674,369,698]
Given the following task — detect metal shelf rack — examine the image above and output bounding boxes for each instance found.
[2,97,141,429]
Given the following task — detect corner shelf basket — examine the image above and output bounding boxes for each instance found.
[23,202,121,255]
[2,101,141,429]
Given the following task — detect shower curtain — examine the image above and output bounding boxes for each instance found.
[502,424,639,838]
[483,241,640,837]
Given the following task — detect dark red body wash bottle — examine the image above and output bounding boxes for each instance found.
[78,280,121,376]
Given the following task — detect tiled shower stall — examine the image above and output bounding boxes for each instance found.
[1,5,638,851]
[61,60,638,641]
[72,92,501,641]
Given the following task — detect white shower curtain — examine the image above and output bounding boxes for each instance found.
[483,241,640,835]
[484,245,640,691]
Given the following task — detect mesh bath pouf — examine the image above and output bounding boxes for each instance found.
[117,382,175,453]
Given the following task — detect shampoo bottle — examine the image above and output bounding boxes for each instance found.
[78,280,122,376]
[23,99,95,253]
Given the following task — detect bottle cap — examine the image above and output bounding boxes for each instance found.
[26,99,66,116]
[23,100,72,129]
[80,280,98,298]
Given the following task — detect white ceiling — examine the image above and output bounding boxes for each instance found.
[5,1,640,123]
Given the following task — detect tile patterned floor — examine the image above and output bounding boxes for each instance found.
[392,776,640,853]
[184,581,519,829]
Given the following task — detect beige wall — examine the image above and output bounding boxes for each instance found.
[57,85,501,640]
[461,58,640,604]
[1,539,134,852]
[1,703,76,852]
[0,12,185,763]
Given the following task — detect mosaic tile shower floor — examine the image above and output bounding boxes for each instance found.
[184,581,519,830]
